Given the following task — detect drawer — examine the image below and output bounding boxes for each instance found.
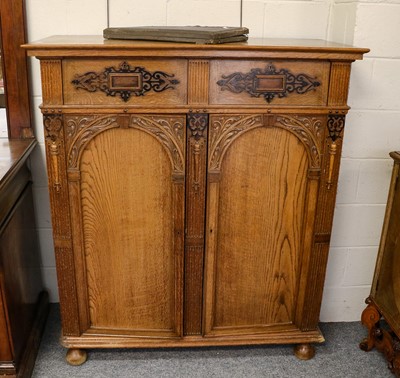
[63,59,187,106]
[210,60,329,106]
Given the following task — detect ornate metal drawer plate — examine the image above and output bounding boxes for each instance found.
[217,63,320,103]
[72,61,180,102]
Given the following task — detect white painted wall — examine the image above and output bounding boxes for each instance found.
[24,0,400,321]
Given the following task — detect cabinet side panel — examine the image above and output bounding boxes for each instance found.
[209,127,308,330]
[373,162,400,335]
[80,128,177,333]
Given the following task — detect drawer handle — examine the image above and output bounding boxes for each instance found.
[72,61,180,102]
[217,63,320,103]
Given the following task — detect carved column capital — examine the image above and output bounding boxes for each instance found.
[327,114,345,142]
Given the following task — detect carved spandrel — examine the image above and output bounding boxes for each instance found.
[209,114,323,171]
[130,115,185,174]
[71,61,180,102]
[44,113,63,193]
[274,115,323,169]
[65,115,98,146]
[66,114,185,175]
[67,116,120,170]
[209,115,263,171]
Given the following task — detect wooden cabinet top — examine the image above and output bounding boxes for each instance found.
[24,36,369,60]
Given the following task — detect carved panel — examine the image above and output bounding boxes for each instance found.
[209,115,263,171]
[217,63,320,103]
[71,61,180,102]
[274,115,323,168]
[130,115,185,173]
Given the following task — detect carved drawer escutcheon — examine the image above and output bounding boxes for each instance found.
[71,61,180,102]
[216,63,321,104]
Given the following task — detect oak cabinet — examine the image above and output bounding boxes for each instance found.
[25,37,368,364]
[360,152,400,376]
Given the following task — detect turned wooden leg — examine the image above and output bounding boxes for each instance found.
[66,348,87,366]
[360,298,381,352]
[294,343,315,360]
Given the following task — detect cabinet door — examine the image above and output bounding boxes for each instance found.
[203,114,324,336]
[65,114,185,338]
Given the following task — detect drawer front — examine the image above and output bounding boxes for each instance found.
[63,59,187,105]
[210,60,329,106]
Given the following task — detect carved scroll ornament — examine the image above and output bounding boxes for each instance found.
[275,115,322,169]
[327,114,345,142]
[217,63,320,103]
[72,61,180,102]
[187,111,208,193]
[209,114,322,171]
[67,116,119,169]
[67,115,185,174]
[209,115,263,171]
[130,116,185,173]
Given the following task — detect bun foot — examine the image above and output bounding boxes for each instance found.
[66,348,87,366]
[294,343,315,360]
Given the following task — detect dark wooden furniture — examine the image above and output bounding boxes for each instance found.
[0,140,48,378]
[25,36,368,365]
[360,151,400,377]
[0,1,49,377]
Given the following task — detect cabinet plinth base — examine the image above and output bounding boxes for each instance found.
[294,343,315,360]
[66,348,87,366]
[360,298,400,377]
[60,327,324,351]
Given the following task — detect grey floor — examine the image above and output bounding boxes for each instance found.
[32,305,393,378]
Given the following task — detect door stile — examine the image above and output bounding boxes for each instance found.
[172,170,185,337]
[183,111,209,336]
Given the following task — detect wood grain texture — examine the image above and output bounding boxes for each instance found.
[184,112,208,335]
[0,140,35,189]
[24,36,370,61]
[313,117,344,235]
[43,112,81,336]
[0,184,44,371]
[327,62,351,106]
[204,124,309,335]
[0,275,13,363]
[80,128,182,335]
[40,61,63,105]
[210,60,330,106]
[188,60,209,105]
[0,0,33,138]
